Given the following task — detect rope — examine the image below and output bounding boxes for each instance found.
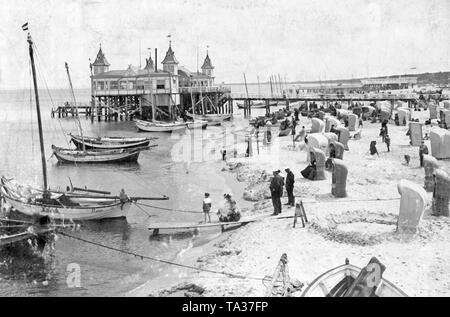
[58,231,265,281]
[296,197,401,203]
[135,201,203,214]
[132,201,156,219]
[33,43,70,146]
[135,197,400,215]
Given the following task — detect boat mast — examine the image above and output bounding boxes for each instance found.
[65,62,85,151]
[148,48,155,122]
[28,34,48,191]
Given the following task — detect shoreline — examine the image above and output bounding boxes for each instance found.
[129,110,450,297]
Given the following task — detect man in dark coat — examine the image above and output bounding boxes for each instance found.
[419,141,429,167]
[270,170,284,215]
[284,168,295,207]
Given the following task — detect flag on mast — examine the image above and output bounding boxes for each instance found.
[22,22,29,31]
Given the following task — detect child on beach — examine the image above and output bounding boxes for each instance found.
[202,193,212,223]
[385,134,391,152]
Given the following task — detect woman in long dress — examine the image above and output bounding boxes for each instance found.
[217,194,241,222]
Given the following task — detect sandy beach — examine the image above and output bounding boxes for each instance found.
[129,107,450,297]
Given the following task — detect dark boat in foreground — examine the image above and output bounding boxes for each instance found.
[301,257,408,297]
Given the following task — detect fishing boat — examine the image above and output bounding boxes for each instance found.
[186,112,232,125]
[0,216,54,249]
[69,134,155,150]
[301,258,408,297]
[1,29,169,221]
[60,63,156,157]
[185,120,208,129]
[237,101,278,109]
[51,145,152,164]
[135,119,187,132]
[1,177,132,220]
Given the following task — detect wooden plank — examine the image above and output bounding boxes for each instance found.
[148,212,295,231]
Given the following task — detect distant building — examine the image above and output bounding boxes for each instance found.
[361,77,417,90]
[286,76,418,95]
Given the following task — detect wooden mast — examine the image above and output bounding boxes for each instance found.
[28,33,48,191]
[65,62,85,151]
[150,49,155,122]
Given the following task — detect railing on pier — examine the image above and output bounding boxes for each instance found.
[92,85,231,97]
[179,86,231,94]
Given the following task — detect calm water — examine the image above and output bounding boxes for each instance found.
[0,87,257,296]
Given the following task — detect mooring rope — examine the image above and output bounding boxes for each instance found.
[135,201,203,214]
[132,201,156,219]
[297,197,401,204]
[58,231,265,281]
[134,196,401,215]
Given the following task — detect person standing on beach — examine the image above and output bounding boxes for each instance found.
[284,168,295,207]
[266,121,272,143]
[202,193,212,223]
[419,141,429,167]
[270,170,284,215]
[369,141,379,157]
[291,116,297,135]
[385,134,391,152]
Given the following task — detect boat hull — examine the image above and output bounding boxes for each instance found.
[135,120,187,132]
[186,121,208,129]
[52,146,142,164]
[70,134,151,150]
[3,195,130,220]
[0,181,131,221]
[301,263,408,297]
[237,102,277,109]
[186,113,232,123]
[278,128,291,137]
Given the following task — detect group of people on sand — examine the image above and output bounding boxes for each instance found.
[368,115,429,168]
[269,168,295,215]
[202,192,241,223]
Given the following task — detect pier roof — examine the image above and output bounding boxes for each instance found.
[201,53,214,69]
[178,66,210,79]
[92,47,110,66]
[144,56,155,71]
[162,45,179,64]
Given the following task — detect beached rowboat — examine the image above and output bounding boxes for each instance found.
[69,133,154,150]
[51,145,151,164]
[301,260,408,297]
[185,120,208,129]
[237,102,278,109]
[186,113,232,124]
[135,119,187,132]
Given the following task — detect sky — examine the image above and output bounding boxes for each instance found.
[0,0,449,89]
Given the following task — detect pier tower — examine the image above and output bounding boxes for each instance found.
[162,42,179,76]
[201,51,214,79]
[92,45,110,75]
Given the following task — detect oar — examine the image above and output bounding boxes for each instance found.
[72,187,112,195]
[63,194,169,201]
[130,196,169,201]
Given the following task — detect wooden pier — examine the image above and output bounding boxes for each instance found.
[230,92,449,117]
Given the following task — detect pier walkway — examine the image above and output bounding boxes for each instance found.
[230,92,449,117]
